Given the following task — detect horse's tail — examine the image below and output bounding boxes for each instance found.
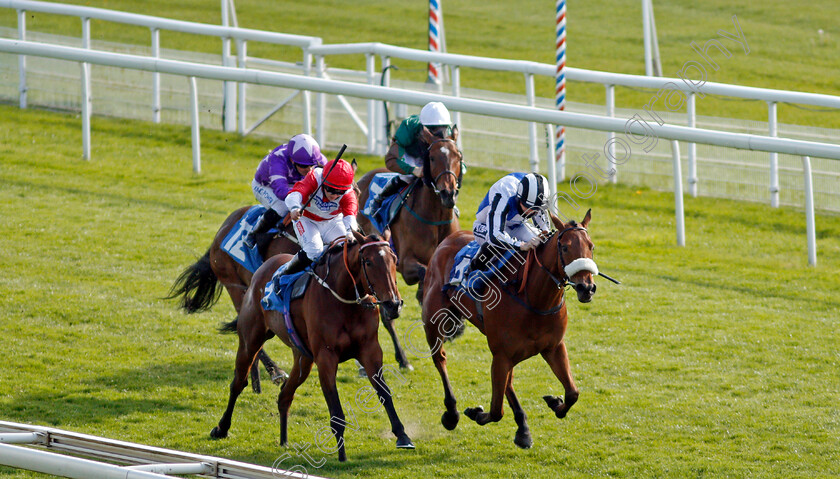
[165,248,222,313]
[218,318,238,334]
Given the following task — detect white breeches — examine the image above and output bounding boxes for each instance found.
[293,216,348,261]
[252,179,290,217]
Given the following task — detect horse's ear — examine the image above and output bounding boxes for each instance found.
[450,124,459,142]
[549,211,565,231]
[352,229,365,243]
[381,227,391,243]
[581,208,591,228]
[351,158,358,173]
[420,126,436,145]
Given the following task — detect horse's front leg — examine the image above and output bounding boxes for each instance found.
[359,345,414,449]
[465,354,511,426]
[380,309,413,371]
[316,352,348,462]
[504,372,532,449]
[541,341,579,418]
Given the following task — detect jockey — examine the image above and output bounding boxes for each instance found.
[243,133,328,249]
[469,172,552,272]
[276,158,359,277]
[367,101,454,213]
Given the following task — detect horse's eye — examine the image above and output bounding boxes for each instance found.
[561,245,569,253]
[364,260,372,267]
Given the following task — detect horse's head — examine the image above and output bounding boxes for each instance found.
[549,209,598,303]
[420,126,462,209]
[352,229,403,319]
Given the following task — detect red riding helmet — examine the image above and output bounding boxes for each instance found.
[321,159,354,192]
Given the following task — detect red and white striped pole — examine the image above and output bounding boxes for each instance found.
[428,0,442,85]
[554,0,566,168]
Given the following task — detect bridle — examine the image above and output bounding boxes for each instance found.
[424,138,463,195]
[308,239,402,309]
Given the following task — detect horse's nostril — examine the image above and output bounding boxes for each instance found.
[591,284,597,294]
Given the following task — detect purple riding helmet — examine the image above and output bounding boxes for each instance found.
[286,133,327,166]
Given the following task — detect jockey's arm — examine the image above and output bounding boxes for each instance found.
[486,193,525,251]
[385,141,416,175]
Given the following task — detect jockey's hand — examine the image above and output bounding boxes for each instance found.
[289,208,302,221]
[412,166,423,177]
[345,231,355,243]
[520,237,541,252]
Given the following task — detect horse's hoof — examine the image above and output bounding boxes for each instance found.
[209,427,227,439]
[441,410,460,430]
[400,362,415,372]
[543,395,563,409]
[358,366,367,378]
[271,370,289,386]
[251,381,262,394]
[396,434,415,449]
[464,406,483,421]
[514,431,533,449]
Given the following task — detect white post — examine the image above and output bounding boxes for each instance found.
[81,17,91,161]
[801,156,817,266]
[605,84,616,183]
[379,55,392,154]
[768,101,780,207]
[151,28,160,123]
[189,76,201,174]
[687,92,697,196]
[301,50,312,135]
[545,124,558,214]
[641,0,653,76]
[525,73,539,173]
[451,65,462,149]
[17,9,26,109]
[221,0,235,132]
[672,139,685,246]
[237,38,247,135]
[647,0,662,76]
[366,53,376,154]
[315,55,326,147]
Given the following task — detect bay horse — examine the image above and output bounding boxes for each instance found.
[167,205,298,393]
[210,231,414,462]
[357,126,463,370]
[421,210,599,448]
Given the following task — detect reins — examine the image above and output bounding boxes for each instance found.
[307,238,395,309]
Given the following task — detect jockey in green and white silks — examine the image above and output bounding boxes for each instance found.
[368,102,453,213]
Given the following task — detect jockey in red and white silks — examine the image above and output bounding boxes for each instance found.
[278,158,359,276]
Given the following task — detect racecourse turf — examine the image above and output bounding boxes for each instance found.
[0,102,838,478]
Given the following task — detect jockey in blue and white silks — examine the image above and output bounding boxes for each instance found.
[470,172,551,271]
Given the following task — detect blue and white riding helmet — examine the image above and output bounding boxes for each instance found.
[516,173,551,210]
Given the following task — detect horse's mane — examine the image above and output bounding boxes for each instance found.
[314,234,384,267]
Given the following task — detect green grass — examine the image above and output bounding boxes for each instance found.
[1,100,839,479]
[2,0,840,128]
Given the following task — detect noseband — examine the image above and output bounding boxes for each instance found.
[425,138,463,195]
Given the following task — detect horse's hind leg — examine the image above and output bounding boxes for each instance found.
[381,310,413,371]
[211,331,265,439]
[423,300,459,430]
[277,353,313,447]
[540,341,579,419]
[504,372,532,449]
[359,344,414,450]
[258,349,288,385]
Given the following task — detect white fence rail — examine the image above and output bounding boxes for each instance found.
[0,420,320,478]
[0,37,826,265]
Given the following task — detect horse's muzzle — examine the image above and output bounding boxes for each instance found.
[574,282,596,303]
[439,190,457,209]
[380,299,404,320]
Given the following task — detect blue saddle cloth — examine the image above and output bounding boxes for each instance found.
[444,241,520,301]
[261,263,313,358]
[221,205,280,273]
[362,173,412,234]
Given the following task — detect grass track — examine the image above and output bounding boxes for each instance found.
[1,102,839,478]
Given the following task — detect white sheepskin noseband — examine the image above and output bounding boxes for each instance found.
[564,258,599,278]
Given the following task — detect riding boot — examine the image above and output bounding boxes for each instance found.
[279,251,312,277]
[369,176,410,213]
[469,242,502,273]
[243,209,281,249]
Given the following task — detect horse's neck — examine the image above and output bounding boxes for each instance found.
[525,241,564,308]
[318,249,361,297]
[412,182,453,223]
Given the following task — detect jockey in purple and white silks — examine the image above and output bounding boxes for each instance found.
[469,172,551,272]
[244,134,328,248]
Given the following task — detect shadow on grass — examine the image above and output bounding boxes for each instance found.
[1,360,233,426]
